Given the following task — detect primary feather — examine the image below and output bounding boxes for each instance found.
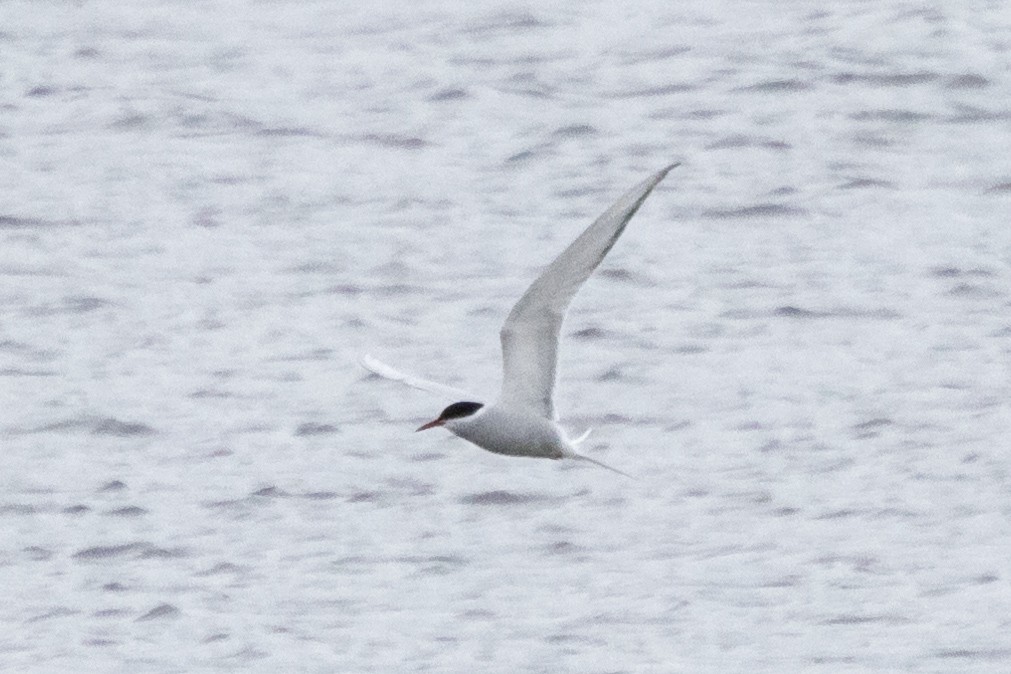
[498,163,679,419]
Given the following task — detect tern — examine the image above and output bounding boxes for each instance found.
[363,164,677,477]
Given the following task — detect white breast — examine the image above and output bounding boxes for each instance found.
[447,405,567,459]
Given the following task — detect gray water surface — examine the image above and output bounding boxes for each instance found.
[2,1,1010,671]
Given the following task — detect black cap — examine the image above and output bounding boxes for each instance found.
[439,402,484,420]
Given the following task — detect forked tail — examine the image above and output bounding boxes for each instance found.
[569,452,637,480]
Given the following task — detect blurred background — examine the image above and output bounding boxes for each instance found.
[2,1,1009,671]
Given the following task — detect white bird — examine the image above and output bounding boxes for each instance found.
[363,164,678,477]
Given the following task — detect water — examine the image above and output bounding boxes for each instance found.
[2,1,1010,671]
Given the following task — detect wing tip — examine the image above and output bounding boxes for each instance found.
[660,161,681,177]
[360,353,392,379]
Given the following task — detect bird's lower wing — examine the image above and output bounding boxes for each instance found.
[360,354,480,401]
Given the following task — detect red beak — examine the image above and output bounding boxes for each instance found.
[416,419,444,432]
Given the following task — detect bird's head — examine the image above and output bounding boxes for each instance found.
[416,401,485,432]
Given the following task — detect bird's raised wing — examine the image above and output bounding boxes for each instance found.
[498,163,678,419]
[360,354,481,401]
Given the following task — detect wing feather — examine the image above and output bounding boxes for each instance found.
[498,163,678,418]
[360,354,480,401]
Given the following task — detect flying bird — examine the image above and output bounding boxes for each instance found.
[363,164,678,476]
